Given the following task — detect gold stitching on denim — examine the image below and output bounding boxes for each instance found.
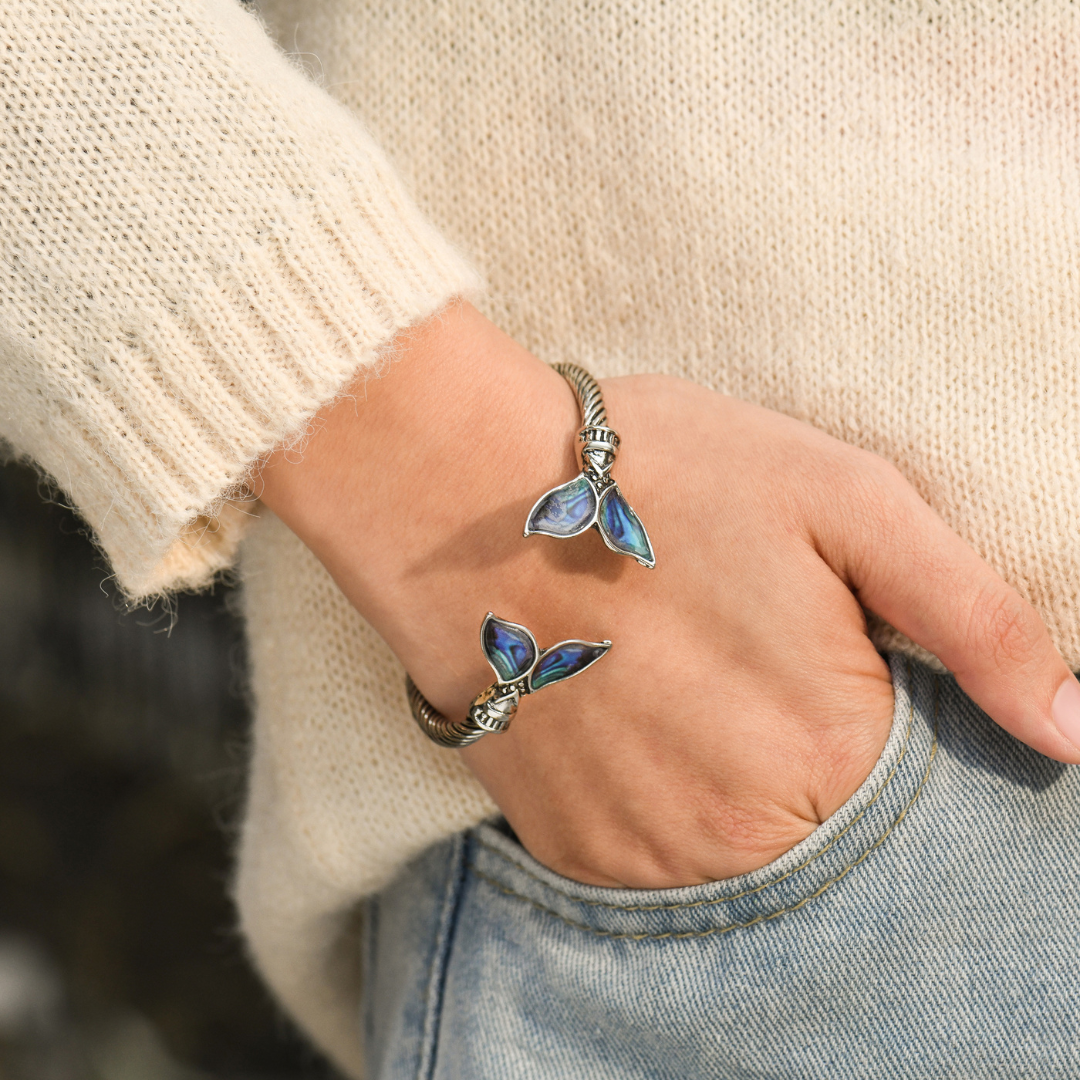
[478,661,918,913]
[469,672,938,940]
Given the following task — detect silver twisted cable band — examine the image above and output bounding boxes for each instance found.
[406,674,498,749]
[552,362,608,428]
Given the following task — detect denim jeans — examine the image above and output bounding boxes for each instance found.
[361,655,1080,1078]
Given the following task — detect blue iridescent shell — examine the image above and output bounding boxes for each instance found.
[598,485,655,567]
[525,474,597,538]
[529,640,611,691]
[481,615,538,683]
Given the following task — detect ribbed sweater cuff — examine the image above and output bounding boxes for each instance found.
[0,0,482,598]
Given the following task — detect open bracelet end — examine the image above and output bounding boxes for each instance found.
[407,613,611,748]
[523,364,655,568]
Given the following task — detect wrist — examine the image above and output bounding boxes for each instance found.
[255,301,592,715]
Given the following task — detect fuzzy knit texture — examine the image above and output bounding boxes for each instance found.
[4,1,1080,1077]
[0,0,481,598]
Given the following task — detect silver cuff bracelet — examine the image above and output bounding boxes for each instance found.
[407,363,637,749]
[524,362,656,569]
[408,613,611,748]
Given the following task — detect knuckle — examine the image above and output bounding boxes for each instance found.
[803,446,912,555]
[966,585,1044,672]
[844,451,910,512]
[809,443,905,511]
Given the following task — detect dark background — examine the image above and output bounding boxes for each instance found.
[0,458,326,1079]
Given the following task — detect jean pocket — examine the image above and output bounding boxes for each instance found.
[467,654,939,941]
[363,832,471,1080]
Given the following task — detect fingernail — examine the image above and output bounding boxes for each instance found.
[1051,675,1080,749]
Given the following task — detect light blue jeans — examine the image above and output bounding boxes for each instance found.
[361,656,1080,1078]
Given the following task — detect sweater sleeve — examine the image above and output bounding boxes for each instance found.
[0,0,482,598]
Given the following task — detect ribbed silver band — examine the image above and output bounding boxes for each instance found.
[552,361,608,428]
[406,674,490,749]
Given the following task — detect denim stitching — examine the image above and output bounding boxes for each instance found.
[468,674,939,940]
[478,661,919,913]
[416,834,468,1080]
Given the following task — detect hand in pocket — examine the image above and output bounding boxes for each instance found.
[257,303,1079,891]
[461,375,1080,888]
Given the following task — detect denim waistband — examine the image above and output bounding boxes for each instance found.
[467,654,938,940]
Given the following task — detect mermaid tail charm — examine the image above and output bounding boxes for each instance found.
[407,613,612,747]
[469,613,610,734]
[524,363,655,568]
[524,419,656,568]
[480,613,610,693]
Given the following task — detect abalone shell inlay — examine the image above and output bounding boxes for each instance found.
[482,616,538,683]
[526,475,597,537]
[598,486,654,565]
[530,641,610,691]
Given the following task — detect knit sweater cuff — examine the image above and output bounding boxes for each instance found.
[0,0,482,598]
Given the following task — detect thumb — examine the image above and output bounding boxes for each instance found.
[817,457,1080,764]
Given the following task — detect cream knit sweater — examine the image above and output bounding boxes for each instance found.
[2,1,1078,1075]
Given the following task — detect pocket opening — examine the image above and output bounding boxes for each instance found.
[467,656,940,940]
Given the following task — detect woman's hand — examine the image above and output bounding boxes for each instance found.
[256,302,1080,888]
